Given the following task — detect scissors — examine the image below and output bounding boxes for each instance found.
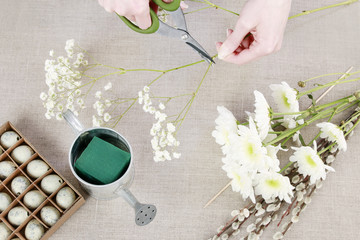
[117,0,215,64]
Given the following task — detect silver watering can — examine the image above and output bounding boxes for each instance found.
[63,110,156,226]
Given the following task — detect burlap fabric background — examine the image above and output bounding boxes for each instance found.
[0,1,359,239]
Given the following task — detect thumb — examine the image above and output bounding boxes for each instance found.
[218,20,253,59]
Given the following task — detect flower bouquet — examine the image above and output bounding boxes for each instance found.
[209,69,360,240]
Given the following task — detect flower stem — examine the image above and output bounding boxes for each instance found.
[288,0,359,20]
[297,77,360,98]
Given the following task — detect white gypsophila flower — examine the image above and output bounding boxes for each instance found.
[104,112,111,122]
[254,171,294,203]
[167,123,176,132]
[227,117,270,173]
[222,164,256,203]
[253,90,271,140]
[65,39,75,58]
[159,102,165,110]
[143,85,150,93]
[290,142,335,184]
[292,131,302,146]
[316,122,347,151]
[42,39,89,121]
[104,82,112,91]
[95,91,102,99]
[49,50,54,57]
[55,113,63,121]
[137,85,180,162]
[105,99,112,107]
[40,92,48,101]
[212,106,238,154]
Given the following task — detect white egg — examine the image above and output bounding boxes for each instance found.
[8,206,29,226]
[0,222,11,240]
[0,161,16,180]
[40,206,60,226]
[25,219,44,240]
[23,190,46,210]
[0,131,20,149]
[40,174,63,195]
[11,176,30,196]
[56,187,76,209]
[0,192,12,212]
[11,145,34,164]
[27,160,50,179]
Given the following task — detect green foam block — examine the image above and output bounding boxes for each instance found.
[74,136,131,185]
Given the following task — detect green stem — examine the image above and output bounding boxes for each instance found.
[184,6,214,15]
[288,0,359,20]
[279,162,293,174]
[175,62,212,131]
[297,77,360,98]
[202,0,240,16]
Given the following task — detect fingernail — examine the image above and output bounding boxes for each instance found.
[226,28,231,37]
[218,46,230,59]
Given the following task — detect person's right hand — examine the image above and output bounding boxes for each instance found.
[98,0,152,29]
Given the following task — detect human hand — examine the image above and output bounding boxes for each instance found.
[216,0,292,65]
[98,0,174,30]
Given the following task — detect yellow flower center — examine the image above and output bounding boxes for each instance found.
[266,179,280,189]
[282,93,291,109]
[306,155,317,168]
[234,173,241,184]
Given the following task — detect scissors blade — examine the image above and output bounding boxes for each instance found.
[184,33,215,64]
[156,22,214,64]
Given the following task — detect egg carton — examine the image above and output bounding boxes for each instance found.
[0,121,85,240]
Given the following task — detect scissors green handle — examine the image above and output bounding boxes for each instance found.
[117,0,181,34]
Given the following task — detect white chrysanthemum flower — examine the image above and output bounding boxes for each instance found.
[270,82,303,129]
[290,143,335,184]
[265,144,282,172]
[316,122,347,151]
[223,164,255,203]
[104,82,112,91]
[270,82,299,113]
[228,117,269,172]
[254,172,294,203]
[212,106,238,154]
[253,90,271,140]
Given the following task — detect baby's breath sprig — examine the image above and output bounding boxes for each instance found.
[41,39,214,162]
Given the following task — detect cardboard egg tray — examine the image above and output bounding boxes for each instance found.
[0,121,85,239]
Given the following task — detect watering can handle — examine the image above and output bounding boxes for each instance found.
[63,110,85,135]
